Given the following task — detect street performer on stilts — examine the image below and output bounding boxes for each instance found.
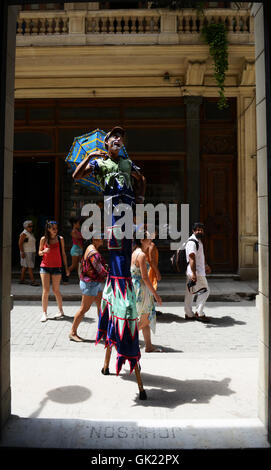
[72,126,147,400]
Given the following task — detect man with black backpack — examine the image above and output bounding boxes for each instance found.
[184,222,211,323]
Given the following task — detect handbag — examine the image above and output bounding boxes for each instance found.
[57,236,69,282]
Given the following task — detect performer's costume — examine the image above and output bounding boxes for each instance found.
[91,154,141,375]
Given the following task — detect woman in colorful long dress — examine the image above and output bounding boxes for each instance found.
[72,126,147,399]
[131,233,163,352]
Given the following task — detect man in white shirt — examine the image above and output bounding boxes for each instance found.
[184,222,211,322]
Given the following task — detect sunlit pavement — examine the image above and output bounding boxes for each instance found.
[1,281,270,449]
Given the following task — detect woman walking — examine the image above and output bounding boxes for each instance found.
[69,237,108,342]
[68,216,84,275]
[147,233,161,291]
[131,233,163,352]
[38,220,69,322]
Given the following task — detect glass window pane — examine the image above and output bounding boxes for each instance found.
[58,128,89,153]
[204,101,233,120]
[124,106,185,119]
[14,132,53,151]
[29,107,54,120]
[136,159,184,204]
[134,159,185,274]
[126,128,185,152]
[14,108,26,121]
[59,107,120,120]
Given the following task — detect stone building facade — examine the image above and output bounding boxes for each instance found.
[13,2,257,278]
[1,0,271,447]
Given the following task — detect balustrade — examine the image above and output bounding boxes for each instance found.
[16,8,252,43]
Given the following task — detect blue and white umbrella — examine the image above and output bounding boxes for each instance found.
[65,128,129,192]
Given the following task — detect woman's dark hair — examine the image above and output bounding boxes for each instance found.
[69,216,81,227]
[44,220,58,245]
[82,238,92,257]
[132,230,150,251]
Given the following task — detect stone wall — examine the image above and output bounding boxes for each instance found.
[251,2,269,428]
[0,5,17,428]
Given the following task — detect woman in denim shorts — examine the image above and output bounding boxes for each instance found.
[69,237,108,342]
[39,220,69,322]
[68,216,84,275]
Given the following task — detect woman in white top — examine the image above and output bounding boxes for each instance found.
[18,220,39,286]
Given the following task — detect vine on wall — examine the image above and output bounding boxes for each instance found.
[150,1,230,109]
[201,23,229,109]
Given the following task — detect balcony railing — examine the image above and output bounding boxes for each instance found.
[16,8,253,45]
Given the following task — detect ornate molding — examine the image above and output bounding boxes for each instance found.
[185,61,206,86]
[239,60,255,86]
[202,135,236,154]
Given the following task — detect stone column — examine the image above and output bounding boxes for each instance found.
[184,96,203,230]
[0,5,17,428]
[237,91,258,280]
[251,2,270,438]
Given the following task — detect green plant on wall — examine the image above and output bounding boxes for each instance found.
[150,1,230,109]
[201,23,229,109]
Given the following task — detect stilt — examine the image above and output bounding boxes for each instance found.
[134,363,147,400]
[101,345,111,375]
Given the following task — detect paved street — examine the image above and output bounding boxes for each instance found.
[11,300,258,358]
[1,292,269,450]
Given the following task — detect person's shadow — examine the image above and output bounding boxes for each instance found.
[138,339,183,353]
[156,312,186,323]
[156,312,246,328]
[121,372,234,407]
[204,316,246,328]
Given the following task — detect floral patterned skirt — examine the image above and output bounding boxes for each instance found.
[131,265,156,334]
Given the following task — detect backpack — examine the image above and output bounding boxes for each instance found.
[170,238,199,274]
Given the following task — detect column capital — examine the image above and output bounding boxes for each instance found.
[184,96,203,119]
[184,95,203,106]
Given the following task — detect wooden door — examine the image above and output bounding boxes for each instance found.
[200,154,238,273]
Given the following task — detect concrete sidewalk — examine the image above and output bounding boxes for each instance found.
[11,276,258,302]
[0,297,270,450]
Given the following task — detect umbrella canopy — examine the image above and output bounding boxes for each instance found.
[65,128,129,192]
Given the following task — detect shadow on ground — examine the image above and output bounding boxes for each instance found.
[157,312,246,328]
[121,372,234,408]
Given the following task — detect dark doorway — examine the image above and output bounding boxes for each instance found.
[12,158,55,268]
[200,98,238,273]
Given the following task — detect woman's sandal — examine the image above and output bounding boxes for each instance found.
[145,347,163,353]
[69,333,84,342]
[101,367,110,375]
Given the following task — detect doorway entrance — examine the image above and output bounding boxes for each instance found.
[12,158,55,268]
